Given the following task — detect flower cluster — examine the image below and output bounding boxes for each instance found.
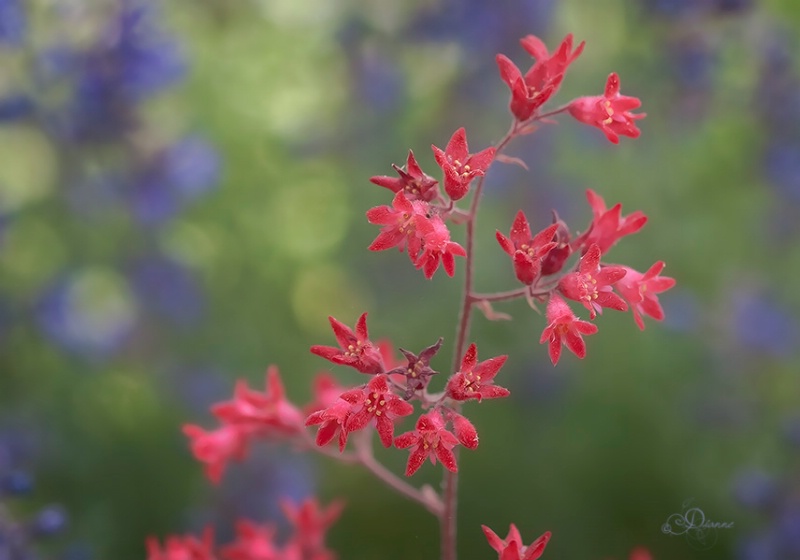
[173,31,672,560]
[0,434,69,559]
[0,0,219,360]
[147,498,342,560]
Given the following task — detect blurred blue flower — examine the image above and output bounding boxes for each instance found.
[407,0,555,58]
[763,141,800,203]
[61,0,185,141]
[0,94,34,122]
[641,0,707,19]
[714,0,753,14]
[783,415,800,449]
[0,0,25,46]
[29,505,68,537]
[131,137,220,224]
[670,38,716,92]
[776,505,800,554]
[161,136,221,200]
[35,270,138,358]
[733,469,779,510]
[738,532,780,560]
[1,470,34,496]
[129,255,203,325]
[731,290,799,358]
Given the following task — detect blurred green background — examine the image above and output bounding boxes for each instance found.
[2,0,800,559]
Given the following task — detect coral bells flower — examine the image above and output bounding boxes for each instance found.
[147,529,215,560]
[540,213,572,276]
[431,127,495,201]
[445,343,510,402]
[628,549,654,560]
[448,410,479,450]
[370,150,440,202]
[281,498,344,557]
[386,338,442,398]
[482,524,551,560]
[415,214,467,279]
[310,313,385,374]
[221,520,280,560]
[496,33,585,122]
[539,294,599,366]
[574,189,647,256]
[394,410,460,476]
[212,366,303,437]
[496,212,558,285]
[366,191,428,257]
[616,261,676,330]
[182,424,247,483]
[567,72,645,144]
[345,374,414,447]
[558,244,628,319]
[305,395,359,452]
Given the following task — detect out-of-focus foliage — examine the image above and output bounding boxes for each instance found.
[1,0,800,559]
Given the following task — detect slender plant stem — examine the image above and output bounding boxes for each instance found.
[442,119,521,560]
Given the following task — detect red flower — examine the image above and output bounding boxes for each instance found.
[366,191,428,258]
[414,214,467,279]
[303,371,346,416]
[482,524,551,560]
[305,395,359,452]
[310,313,385,374]
[344,374,414,448]
[146,529,215,560]
[540,213,572,276]
[431,127,495,201]
[615,261,676,330]
[182,424,248,484]
[369,150,440,202]
[629,548,654,560]
[445,343,510,402]
[496,211,558,285]
[212,366,303,437]
[539,294,599,366]
[281,498,344,558]
[496,33,585,122]
[558,244,628,319]
[386,338,442,399]
[448,410,479,450]
[394,410,460,476]
[573,189,647,256]
[567,72,645,144]
[221,520,280,560]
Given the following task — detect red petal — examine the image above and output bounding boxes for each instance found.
[445,127,469,160]
[496,54,523,89]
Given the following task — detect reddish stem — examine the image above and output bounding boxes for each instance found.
[442,119,522,560]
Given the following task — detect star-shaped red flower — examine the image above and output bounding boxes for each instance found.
[482,524,551,560]
[212,366,303,437]
[496,211,558,285]
[344,374,414,448]
[431,127,495,201]
[496,33,585,122]
[539,294,599,366]
[370,150,440,202]
[573,189,647,256]
[394,410,460,476]
[568,72,645,144]
[616,261,676,330]
[558,244,628,319]
[182,424,248,484]
[310,313,385,374]
[445,343,510,402]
